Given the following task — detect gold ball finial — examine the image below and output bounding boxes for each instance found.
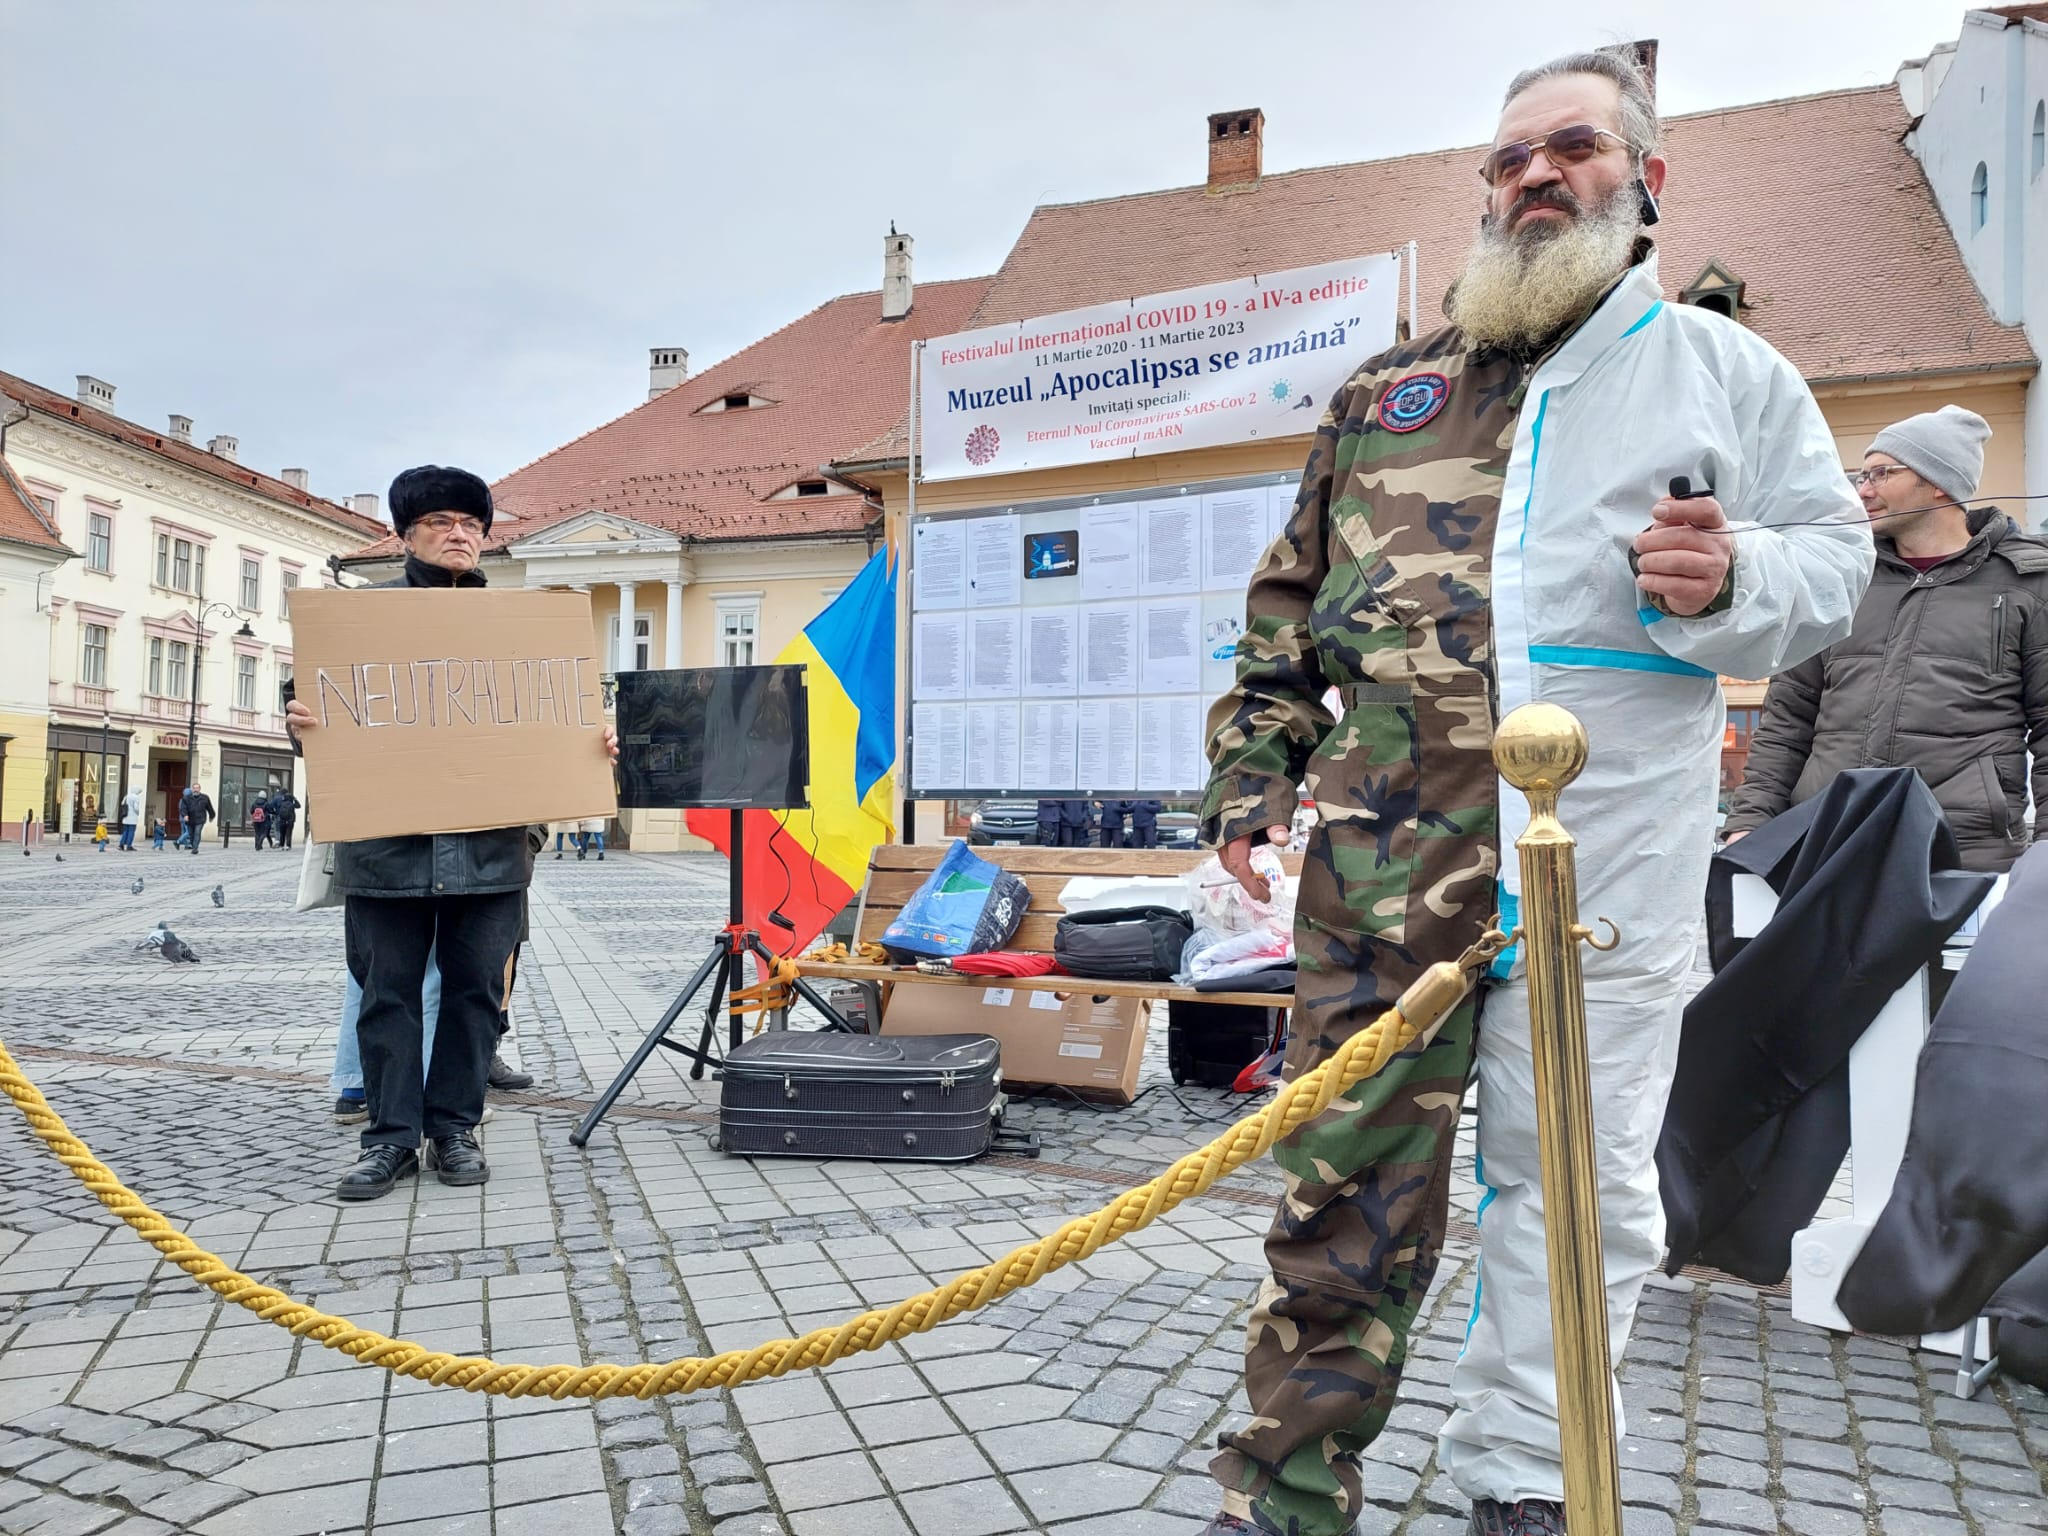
[1493,702,1589,796]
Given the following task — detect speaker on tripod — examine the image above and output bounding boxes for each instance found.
[570,664,855,1148]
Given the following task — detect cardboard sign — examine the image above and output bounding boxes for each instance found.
[289,587,618,843]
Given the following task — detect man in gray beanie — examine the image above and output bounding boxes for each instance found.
[1727,405,2048,872]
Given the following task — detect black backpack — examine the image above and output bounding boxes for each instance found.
[1052,906,1193,982]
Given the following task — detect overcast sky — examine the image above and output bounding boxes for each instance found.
[0,0,1975,512]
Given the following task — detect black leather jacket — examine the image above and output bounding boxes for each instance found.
[317,554,539,900]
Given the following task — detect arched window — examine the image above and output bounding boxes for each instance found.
[2033,101,2045,181]
[1971,162,1989,230]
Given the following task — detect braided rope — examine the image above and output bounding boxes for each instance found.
[0,970,1462,1400]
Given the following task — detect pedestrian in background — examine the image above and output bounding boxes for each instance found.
[576,816,607,860]
[151,816,165,851]
[1725,406,2048,873]
[274,789,300,850]
[250,794,271,850]
[119,785,142,851]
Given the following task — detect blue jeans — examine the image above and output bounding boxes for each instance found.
[581,831,605,855]
[151,826,164,850]
[119,824,137,850]
[333,942,441,1095]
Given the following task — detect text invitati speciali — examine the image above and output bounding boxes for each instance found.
[313,656,603,730]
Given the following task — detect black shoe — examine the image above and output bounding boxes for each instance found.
[487,1053,534,1091]
[1196,1518,1258,1535]
[336,1144,418,1201]
[1470,1500,1566,1535]
[576,848,586,860]
[596,850,603,860]
[555,850,563,859]
[426,1131,489,1186]
[333,1094,368,1125]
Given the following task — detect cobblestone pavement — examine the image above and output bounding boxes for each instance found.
[1,843,2042,1536]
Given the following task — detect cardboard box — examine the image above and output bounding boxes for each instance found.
[882,984,1150,1104]
[290,588,618,842]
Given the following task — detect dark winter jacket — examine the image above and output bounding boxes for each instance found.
[328,554,537,900]
[273,793,300,826]
[1724,508,2048,872]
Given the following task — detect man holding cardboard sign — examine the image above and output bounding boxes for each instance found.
[288,466,619,1200]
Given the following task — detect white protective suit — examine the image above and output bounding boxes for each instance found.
[1434,256,1873,1501]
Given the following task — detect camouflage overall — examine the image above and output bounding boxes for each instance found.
[1200,327,1528,1536]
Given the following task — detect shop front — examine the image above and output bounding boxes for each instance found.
[43,723,133,839]
[216,743,299,833]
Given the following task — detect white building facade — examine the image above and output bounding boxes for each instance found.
[2,371,384,840]
[1904,5,2048,515]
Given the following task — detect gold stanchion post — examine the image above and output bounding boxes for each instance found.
[1493,702,1624,1535]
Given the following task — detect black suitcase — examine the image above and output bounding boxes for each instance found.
[715,1032,1032,1162]
[1167,1000,1282,1088]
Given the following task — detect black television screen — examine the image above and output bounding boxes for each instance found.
[613,665,810,811]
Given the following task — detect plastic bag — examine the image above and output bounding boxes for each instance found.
[881,840,1031,961]
[1184,846,1294,938]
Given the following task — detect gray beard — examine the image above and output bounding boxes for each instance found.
[1448,193,1642,351]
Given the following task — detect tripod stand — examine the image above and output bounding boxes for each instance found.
[570,807,856,1148]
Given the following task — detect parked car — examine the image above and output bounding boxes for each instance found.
[967,800,1040,845]
[1157,810,1200,851]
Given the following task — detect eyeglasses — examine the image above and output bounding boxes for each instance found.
[415,513,486,536]
[1479,124,1634,187]
[1848,465,1915,488]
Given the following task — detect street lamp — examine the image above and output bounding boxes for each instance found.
[187,601,253,856]
[98,712,111,846]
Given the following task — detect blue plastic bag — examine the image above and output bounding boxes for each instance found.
[881,840,1031,961]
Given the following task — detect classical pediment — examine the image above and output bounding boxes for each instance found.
[507,509,683,556]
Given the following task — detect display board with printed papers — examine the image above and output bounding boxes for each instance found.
[907,473,1300,798]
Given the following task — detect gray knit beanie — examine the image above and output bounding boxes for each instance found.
[1868,405,1990,503]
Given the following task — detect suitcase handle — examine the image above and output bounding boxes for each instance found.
[991,1127,1042,1158]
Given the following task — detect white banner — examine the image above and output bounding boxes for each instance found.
[918,252,1401,482]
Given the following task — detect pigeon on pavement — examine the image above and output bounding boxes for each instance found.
[130,877,144,894]
[163,933,199,963]
[53,854,64,862]
[211,885,225,908]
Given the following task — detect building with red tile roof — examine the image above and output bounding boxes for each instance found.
[2,368,391,840]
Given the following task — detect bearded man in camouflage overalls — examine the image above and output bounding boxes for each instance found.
[1195,48,1871,1536]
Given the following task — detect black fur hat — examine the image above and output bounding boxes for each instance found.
[388,465,494,537]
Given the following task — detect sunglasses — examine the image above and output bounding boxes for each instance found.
[1479,124,1634,187]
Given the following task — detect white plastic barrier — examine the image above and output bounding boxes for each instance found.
[1727,871,2006,1398]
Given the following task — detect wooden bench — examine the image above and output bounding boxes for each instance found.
[797,843,1298,1014]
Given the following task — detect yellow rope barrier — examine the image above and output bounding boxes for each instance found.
[0,950,1484,1401]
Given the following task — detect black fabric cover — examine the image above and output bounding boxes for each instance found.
[1657,768,1990,1283]
[1194,964,1297,994]
[1053,906,1193,981]
[1837,842,2048,1340]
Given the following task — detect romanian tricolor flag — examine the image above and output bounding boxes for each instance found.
[686,547,897,955]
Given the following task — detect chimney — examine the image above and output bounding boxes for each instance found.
[1616,39,1658,101]
[207,434,238,462]
[167,414,193,443]
[648,346,689,401]
[76,375,115,410]
[352,493,381,521]
[281,468,310,492]
[1207,109,1264,190]
[882,225,913,321]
